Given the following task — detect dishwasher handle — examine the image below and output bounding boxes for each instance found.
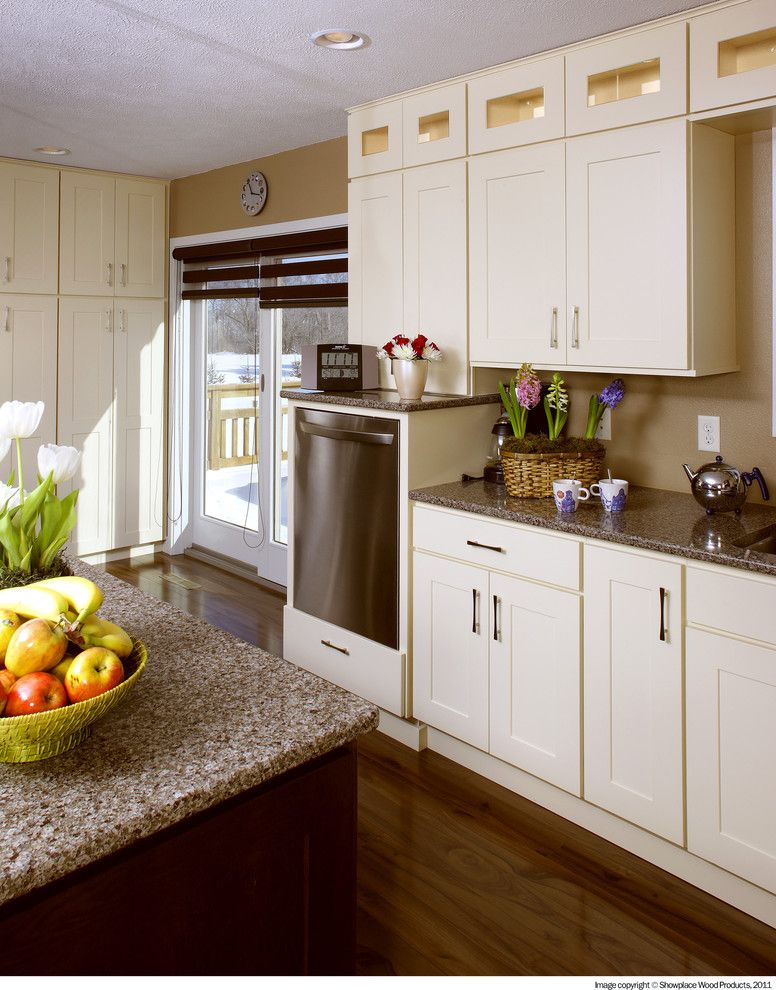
[299,420,395,445]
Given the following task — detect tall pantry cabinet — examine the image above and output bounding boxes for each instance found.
[0,158,167,557]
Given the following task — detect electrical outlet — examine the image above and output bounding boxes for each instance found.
[698,415,720,453]
[596,407,611,440]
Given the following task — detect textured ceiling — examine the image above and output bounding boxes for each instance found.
[3,0,719,179]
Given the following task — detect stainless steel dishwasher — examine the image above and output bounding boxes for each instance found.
[293,407,399,649]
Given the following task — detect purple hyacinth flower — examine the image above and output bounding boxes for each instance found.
[599,378,625,409]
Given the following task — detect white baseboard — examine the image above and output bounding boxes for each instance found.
[424,726,776,930]
[377,708,428,751]
[80,543,160,565]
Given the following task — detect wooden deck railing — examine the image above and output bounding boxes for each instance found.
[207,380,300,470]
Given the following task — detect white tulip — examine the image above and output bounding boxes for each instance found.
[0,483,21,511]
[0,400,45,440]
[0,437,10,466]
[38,443,81,486]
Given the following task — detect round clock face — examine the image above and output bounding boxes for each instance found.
[240,171,268,216]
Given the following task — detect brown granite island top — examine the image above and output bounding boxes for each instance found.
[280,387,500,412]
[0,559,378,909]
[409,479,776,578]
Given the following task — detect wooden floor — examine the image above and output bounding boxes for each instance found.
[103,552,776,977]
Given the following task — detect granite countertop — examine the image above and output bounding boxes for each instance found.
[280,388,500,412]
[410,479,776,577]
[0,560,378,909]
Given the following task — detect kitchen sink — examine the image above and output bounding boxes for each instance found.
[732,525,776,556]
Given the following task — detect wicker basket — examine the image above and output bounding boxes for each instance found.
[0,639,147,763]
[501,448,606,498]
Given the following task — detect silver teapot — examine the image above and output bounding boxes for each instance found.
[682,455,769,515]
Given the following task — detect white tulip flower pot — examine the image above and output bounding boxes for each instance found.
[392,360,429,401]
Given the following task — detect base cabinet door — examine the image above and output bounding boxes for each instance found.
[113,299,165,547]
[469,143,566,366]
[584,545,684,843]
[686,627,776,895]
[566,119,687,370]
[413,552,489,750]
[58,297,115,555]
[0,162,59,295]
[0,295,57,485]
[489,573,581,795]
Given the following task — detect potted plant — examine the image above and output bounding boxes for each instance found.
[0,401,82,589]
[376,333,442,401]
[498,368,624,498]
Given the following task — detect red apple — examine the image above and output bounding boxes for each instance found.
[0,679,6,716]
[5,619,68,677]
[65,648,124,703]
[0,668,16,696]
[0,609,21,664]
[5,672,68,716]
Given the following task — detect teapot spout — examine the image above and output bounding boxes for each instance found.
[682,463,698,483]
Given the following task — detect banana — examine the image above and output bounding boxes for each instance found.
[31,576,104,625]
[76,615,132,658]
[0,586,70,623]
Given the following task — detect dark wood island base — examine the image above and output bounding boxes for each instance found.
[0,742,358,976]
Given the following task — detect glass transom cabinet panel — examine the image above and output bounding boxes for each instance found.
[486,87,545,126]
[347,102,403,177]
[587,58,661,107]
[717,25,776,77]
[402,83,466,167]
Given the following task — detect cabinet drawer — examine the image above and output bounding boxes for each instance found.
[690,0,776,112]
[412,505,580,590]
[283,605,405,716]
[687,566,776,646]
[565,21,686,135]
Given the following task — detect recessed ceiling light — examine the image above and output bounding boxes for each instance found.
[34,146,71,156]
[310,29,368,50]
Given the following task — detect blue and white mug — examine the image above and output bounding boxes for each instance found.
[591,479,629,512]
[552,479,591,513]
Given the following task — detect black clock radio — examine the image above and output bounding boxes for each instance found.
[301,344,379,392]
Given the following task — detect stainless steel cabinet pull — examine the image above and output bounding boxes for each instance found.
[120,263,127,286]
[2,307,9,333]
[571,306,580,348]
[299,421,394,445]
[2,257,10,284]
[467,539,503,554]
[321,639,349,656]
[659,587,668,642]
[120,309,127,332]
[471,588,477,633]
[107,261,114,286]
[493,595,499,642]
[105,310,113,333]
[551,306,558,349]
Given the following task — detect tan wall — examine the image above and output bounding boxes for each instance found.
[169,137,347,238]
[476,129,774,501]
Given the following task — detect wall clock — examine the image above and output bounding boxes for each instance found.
[240,171,268,216]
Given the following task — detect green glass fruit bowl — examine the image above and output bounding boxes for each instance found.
[0,639,147,763]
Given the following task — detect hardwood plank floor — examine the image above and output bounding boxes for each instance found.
[101,552,776,977]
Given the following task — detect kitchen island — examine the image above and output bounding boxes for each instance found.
[0,559,378,975]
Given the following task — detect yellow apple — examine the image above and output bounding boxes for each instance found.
[0,609,21,664]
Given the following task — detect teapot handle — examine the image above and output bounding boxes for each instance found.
[743,467,770,501]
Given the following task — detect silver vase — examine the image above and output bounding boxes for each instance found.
[392,360,428,401]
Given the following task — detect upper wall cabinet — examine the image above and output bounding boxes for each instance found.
[60,172,166,297]
[468,56,565,154]
[690,0,776,112]
[402,83,467,168]
[565,22,687,135]
[0,163,59,295]
[115,178,166,298]
[348,103,403,178]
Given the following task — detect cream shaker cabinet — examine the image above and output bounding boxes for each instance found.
[402,83,467,169]
[0,163,59,295]
[0,295,58,486]
[58,297,164,555]
[60,173,165,299]
[469,142,566,366]
[584,544,684,844]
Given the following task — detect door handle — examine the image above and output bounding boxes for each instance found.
[493,594,500,642]
[105,309,113,333]
[571,306,580,348]
[2,257,10,284]
[471,588,478,634]
[551,306,558,349]
[659,587,668,642]
[321,639,349,656]
[2,307,9,333]
[107,261,114,287]
[120,263,127,286]
[466,539,503,554]
[299,421,395,445]
[119,308,127,332]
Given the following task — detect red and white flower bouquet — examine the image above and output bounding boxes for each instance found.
[376,333,442,362]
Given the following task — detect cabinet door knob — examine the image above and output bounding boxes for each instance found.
[571,306,580,348]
